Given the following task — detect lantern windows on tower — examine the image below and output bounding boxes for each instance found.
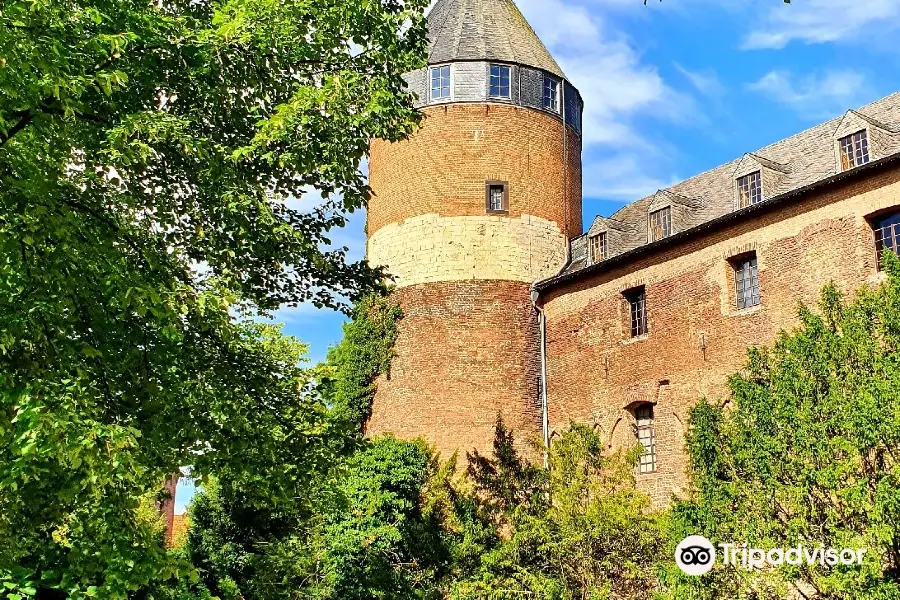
[489,64,511,99]
[430,65,451,100]
[543,76,560,112]
[485,181,509,213]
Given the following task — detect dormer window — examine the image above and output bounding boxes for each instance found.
[737,171,762,208]
[430,65,451,100]
[589,232,607,263]
[543,76,560,112]
[839,130,870,170]
[489,64,511,99]
[649,207,671,242]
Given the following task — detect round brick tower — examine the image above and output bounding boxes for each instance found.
[365,0,583,456]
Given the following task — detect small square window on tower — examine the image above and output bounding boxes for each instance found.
[737,171,762,208]
[635,404,657,474]
[589,232,607,263]
[543,76,560,112]
[485,181,509,213]
[430,65,451,100]
[649,207,671,242]
[731,253,760,310]
[489,64,511,99]
[839,130,870,171]
[624,286,647,338]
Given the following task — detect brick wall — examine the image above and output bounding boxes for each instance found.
[368,103,582,238]
[541,168,900,505]
[365,100,581,457]
[366,280,543,457]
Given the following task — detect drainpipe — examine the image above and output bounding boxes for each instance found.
[531,243,571,469]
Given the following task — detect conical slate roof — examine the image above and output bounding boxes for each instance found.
[427,0,565,78]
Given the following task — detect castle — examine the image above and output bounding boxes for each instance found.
[365,0,900,503]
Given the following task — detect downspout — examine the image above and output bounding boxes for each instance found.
[531,242,571,469]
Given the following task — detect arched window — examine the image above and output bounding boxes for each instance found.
[872,210,900,268]
[635,404,657,474]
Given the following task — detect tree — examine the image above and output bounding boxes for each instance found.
[452,419,664,600]
[664,251,900,600]
[183,436,469,600]
[0,0,427,596]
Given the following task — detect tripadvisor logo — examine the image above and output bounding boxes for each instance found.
[675,535,867,576]
[675,535,716,576]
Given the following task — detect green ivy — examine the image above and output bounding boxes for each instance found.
[323,294,403,431]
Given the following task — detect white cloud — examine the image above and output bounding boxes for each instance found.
[674,63,725,98]
[749,69,870,118]
[743,0,900,49]
[514,0,691,206]
[582,153,678,200]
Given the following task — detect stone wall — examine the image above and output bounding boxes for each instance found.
[541,167,900,505]
[367,213,567,288]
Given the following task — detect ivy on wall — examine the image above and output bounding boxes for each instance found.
[323,294,403,431]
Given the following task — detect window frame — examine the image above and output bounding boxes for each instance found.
[489,64,512,99]
[589,232,608,263]
[736,170,763,209]
[839,129,870,171]
[635,404,657,474]
[870,209,900,269]
[429,64,452,101]
[730,253,760,310]
[542,76,560,113]
[648,206,672,242]
[485,180,509,214]
[624,286,648,338]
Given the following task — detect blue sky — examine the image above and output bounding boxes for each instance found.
[175,0,900,512]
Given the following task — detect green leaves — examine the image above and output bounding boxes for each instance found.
[667,251,900,599]
[0,0,427,595]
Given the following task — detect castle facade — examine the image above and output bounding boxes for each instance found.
[365,0,900,503]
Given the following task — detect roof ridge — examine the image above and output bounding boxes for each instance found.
[607,94,900,222]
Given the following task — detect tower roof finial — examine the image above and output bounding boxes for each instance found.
[427,0,565,78]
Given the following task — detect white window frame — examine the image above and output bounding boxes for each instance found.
[429,64,452,102]
[543,76,560,113]
[489,64,512,99]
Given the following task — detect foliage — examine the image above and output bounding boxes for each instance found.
[452,419,665,600]
[663,250,900,600]
[320,294,403,430]
[183,436,468,600]
[0,0,427,594]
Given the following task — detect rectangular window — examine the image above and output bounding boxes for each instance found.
[625,287,647,338]
[732,254,760,310]
[649,207,671,242]
[872,210,900,268]
[636,404,657,474]
[485,181,508,213]
[430,65,451,100]
[543,77,559,112]
[839,130,870,171]
[489,64,511,99]
[737,171,762,208]
[589,232,607,263]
